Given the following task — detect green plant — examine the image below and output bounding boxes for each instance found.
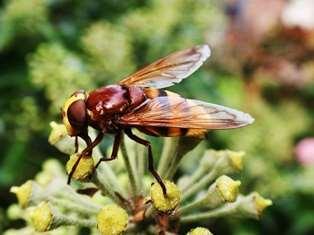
[7,122,271,234]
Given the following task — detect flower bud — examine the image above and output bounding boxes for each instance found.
[48,122,68,145]
[29,202,54,232]
[214,150,244,174]
[204,175,241,208]
[180,175,241,214]
[150,180,181,212]
[227,150,244,171]
[7,204,24,220]
[66,154,94,181]
[215,175,241,202]
[10,181,32,208]
[187,227,213,235]
[10,181,43,208]
[235,192,272,219]
[30,201,97,232]
[49,122,77,154]
[97,204,128,235]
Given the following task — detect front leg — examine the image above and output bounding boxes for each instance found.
[95,132,122,168]
[124,128,167,196]
[67,133,104,184]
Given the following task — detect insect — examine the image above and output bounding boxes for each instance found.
[61,44,254,195]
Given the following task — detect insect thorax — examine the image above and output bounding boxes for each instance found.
[85,85,146,131]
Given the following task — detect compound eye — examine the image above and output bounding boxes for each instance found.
[67,100,87,131]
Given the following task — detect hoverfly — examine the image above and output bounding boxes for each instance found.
[61,45,254,195]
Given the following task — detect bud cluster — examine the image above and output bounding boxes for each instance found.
[7,123,272,235]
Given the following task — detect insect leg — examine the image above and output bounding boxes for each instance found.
[75,136,79,153]
[67,133,103,184]
[95,132,122,168]
[124,128,167,196]
[80,133,104,156]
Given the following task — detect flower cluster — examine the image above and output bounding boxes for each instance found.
[8,122,272,234]
[0,0,50,49]
[29,43,92,114]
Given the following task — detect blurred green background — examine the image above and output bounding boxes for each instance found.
[1,0,314,234]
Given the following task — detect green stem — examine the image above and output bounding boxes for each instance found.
[180,203,237,223]
[158,138,179,178]
[50,197,99,215]
[134,132,146,193]
[93,147,127,197]
[91,167,123,206]
[58,186,102,212]
[120,135,139,196]
[56,213,97,227]
[181,168,218,202]
[180,166,206,191]
[179,199,205,215]
[165,137,201,179]
[164,150,180,179]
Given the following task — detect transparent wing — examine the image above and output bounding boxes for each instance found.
[119,96,254,129]
[119,45,211,88]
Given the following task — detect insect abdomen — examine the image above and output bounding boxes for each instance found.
[136,126,206,137]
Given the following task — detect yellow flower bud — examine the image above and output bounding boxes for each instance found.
[97,204,128,235]
[29,202,53,232]
[216,175,241,202]
[187,227,213,235]
[150,180,181,212]
[253,192,273,215]
[227,150,244,171]
[237,192,272,219]
[49,122,84,154]
[211,150,244,175]
[48,122,68,145]
[199,175,241,209]
[10,181,33,208]
[66,154,94,181]
[7,204,24,220]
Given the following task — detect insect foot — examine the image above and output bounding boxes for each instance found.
[66,153,94,181]
[150,180,181,213]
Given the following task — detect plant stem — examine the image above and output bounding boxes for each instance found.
[179,199,205,215]
[56,213,97,227]
[134,132,146,193]
[93,147,127,197]
[181,168,218,202]
[50,197,99,215]
[180,203,237,223]
[120,135,139,196]
[59,185,102,211]
[158,138,179,178]
[164,137,201,179]
[92,167,124,206]
[180,166,206,191]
